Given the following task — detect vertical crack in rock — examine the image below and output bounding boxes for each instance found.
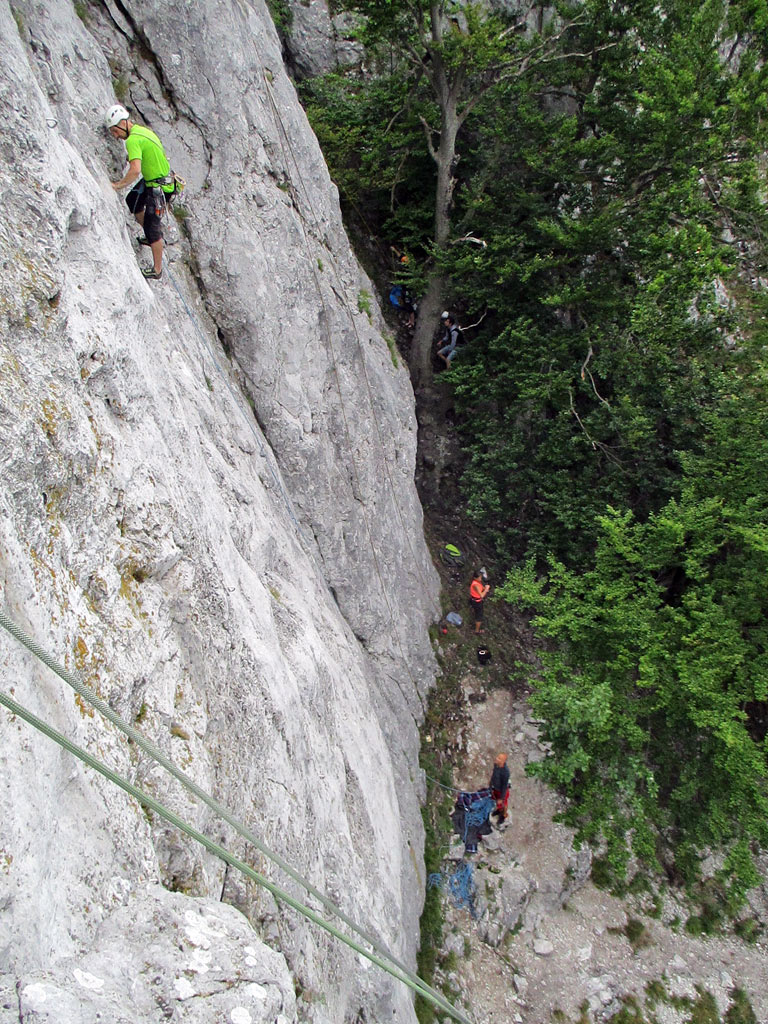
[104,0,214,180]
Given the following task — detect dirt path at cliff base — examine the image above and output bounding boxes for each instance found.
[431,686,768,1024]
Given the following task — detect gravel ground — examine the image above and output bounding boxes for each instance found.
[433,685,768,1024]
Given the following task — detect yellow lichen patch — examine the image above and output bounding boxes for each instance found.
[74,635,89,672]
[28,545,58,587]
[44,487,64,540]
[0,346,21,380]
[39,395,70,440]
[70,621,106,695]
[0,850,13,874]
[118,561,150,623]
[75,692,95,719]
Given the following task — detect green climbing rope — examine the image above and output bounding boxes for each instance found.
[0,687,470,1022]
[0,609,472,1024]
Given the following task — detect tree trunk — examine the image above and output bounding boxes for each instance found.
[412,273,448,387]
[411,95,460,387]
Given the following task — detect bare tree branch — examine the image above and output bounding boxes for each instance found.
[580,345,610,407]
[419,115,438,161]
[569,388,625,469]
[385,67,427,134]
[450,233,488,247]
[459,309,488,331]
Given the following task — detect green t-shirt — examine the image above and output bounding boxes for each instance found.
[125,125,173,192]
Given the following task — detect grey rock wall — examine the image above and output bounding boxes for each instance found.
[285,0,362,78]
[0,0,439,1021]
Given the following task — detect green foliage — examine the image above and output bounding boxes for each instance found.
[384,332,399,367]
[688,990,721,1024]
[725,988,758,1024]
[499,381,768,896]
[74,1,90,24]
[265,0,292,38]
[300,68,436,251]
[357,289,372,319]
[416,676,463,1024]
[733,916,762,945]
[112,73,129,102]
[624,917,652,952]
[449,0,768,563]
[303,0,768,903]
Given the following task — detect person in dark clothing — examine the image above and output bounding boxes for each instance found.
[490,752,510,824]
[437,312,460,367]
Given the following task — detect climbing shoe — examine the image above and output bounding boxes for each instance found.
[141,267,162,280]
[137,235,152,246]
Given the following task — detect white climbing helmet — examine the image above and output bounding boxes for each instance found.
[105,103,130,128]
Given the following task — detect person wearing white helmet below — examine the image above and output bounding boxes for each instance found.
[437,310,460,368]
[105,103,174,280]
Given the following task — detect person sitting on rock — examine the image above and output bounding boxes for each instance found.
[106,103,175,281]
[490,752,510,824]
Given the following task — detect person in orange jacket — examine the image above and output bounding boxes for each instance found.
[469,569,490,634]
[490,752,510,824]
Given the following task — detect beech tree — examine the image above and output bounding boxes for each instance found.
[308,0,602,383]
[449,0,768,562]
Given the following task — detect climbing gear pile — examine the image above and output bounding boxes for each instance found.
[428,862,479,918]
[440,543,465,567]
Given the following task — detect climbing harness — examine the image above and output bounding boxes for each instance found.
[145,172,186,198]
[0,609,472,1024]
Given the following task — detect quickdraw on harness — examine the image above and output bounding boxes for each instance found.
[144,172,186,201]
[142,173,186,220]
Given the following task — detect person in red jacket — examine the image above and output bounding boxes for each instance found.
[469,569,490,634]
[490,752,510,824]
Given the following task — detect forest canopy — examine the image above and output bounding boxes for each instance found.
[301,0,768,896]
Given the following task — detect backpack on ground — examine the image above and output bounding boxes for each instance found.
[440,543,465,568]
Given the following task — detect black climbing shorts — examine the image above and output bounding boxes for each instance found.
[470,597,484,622]
[126,181,164,244]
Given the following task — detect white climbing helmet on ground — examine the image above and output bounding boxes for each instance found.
[105,104,130,128]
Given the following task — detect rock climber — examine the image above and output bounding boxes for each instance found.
[106,104,175,281]
[437,312,460,368]
[489,752,510,825]
[469,568,490,634]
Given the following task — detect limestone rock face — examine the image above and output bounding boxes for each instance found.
[0,1,439,1021]
[285,0,363,78]
[6,887,297,1024]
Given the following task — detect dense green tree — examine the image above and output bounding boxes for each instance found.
[500,375,768,898]
[448,0,768,562]
[302,0,768,894]
[306,0,597,382]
